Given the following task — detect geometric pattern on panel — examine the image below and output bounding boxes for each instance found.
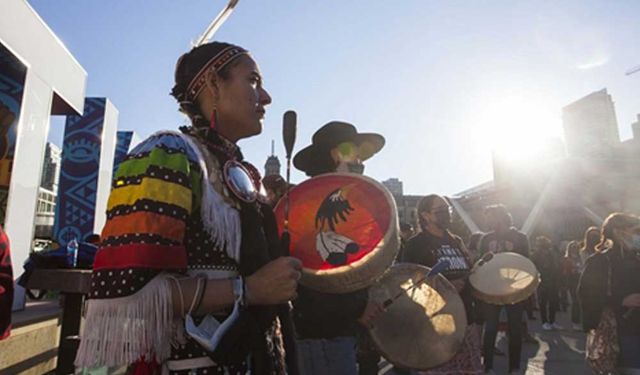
[53,97,106,246]
[113,130,134,176]
[0,43,27,226]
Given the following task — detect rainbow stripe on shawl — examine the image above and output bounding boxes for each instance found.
[94,132,201,276]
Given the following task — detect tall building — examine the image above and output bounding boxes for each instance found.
[264,140,281,176]
[382,178,403,196]
[35,142,61,238]
[454,90,640,243]
[562,88,620,158]
[40,142,61,193]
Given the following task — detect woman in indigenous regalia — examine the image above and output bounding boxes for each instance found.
[75,42,302,375]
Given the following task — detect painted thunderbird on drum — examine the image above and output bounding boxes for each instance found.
[314,186,360,265]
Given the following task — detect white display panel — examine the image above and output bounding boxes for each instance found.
[93,100,119,234]
[1,0,87,310]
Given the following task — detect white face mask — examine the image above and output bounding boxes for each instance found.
[184,277,244,352]
[184,302,241,352]
[336,161,365,174]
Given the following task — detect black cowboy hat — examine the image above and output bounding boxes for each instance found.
[293,121,385,176]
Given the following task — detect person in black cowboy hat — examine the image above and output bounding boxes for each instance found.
[293,121,385,177]
[291,121,386,375]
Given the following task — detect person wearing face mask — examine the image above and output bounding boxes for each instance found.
[579,213,640,374]
[401,194,483,374]
[291,121,385,375]
[477,204,531,375]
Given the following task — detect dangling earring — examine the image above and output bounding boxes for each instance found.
[210,106,218,131]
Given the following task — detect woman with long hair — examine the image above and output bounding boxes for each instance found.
[578,213,640,374]
[75,42,302,374]
[581,226,600,263]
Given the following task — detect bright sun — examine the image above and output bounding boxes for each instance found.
[477,95,564,162]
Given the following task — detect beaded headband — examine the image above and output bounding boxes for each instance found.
[184,45,249,102]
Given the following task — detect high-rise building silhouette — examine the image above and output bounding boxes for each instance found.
[562,88,620,158]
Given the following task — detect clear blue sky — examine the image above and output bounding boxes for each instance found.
[31,0,640,195]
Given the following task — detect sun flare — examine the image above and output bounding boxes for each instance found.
[477,95,564,162]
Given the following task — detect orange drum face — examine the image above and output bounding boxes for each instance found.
[274,174,392,272]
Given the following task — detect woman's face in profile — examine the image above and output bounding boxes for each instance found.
[215,55,272,141]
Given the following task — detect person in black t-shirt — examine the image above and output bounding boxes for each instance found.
[402,196,471,287]
[478,204,531,375]
[402,194,483,374]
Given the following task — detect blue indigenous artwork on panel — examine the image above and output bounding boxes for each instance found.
[113,130,134,175]
[53,98,107,246]
[0,44,27,226]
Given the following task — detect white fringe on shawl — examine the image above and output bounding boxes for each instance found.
[145,130,242,262]
[75,274,177,367]
[75,130,243,367]
[177,131,241,263]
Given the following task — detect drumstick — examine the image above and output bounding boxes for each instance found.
[383,259,451,308]
[470,251,494,274]
[194,0,240,47]
[281,111,297,255]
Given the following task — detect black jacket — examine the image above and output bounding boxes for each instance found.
[531,249,561,287]
[578,247,640,334]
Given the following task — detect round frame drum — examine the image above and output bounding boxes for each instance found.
[469,252,540,305]
[274,173,399,293]
[368,264,467,370]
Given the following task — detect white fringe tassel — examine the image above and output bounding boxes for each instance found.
[75,275,175,368]
[178,132,242,263]
[142,131,241,262]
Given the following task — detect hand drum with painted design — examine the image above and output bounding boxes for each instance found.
[274,173,399,293]
[368,264,467,370]
[469,252,540,305]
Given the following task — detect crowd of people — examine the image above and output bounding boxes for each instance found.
[0,37,634,375]
[73,39,640,375]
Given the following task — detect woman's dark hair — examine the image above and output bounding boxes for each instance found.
[416,194,445,231]
[581,226,600,253]
[565,240,579,258]
[170,42,245,128]
[596,213,640,252]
